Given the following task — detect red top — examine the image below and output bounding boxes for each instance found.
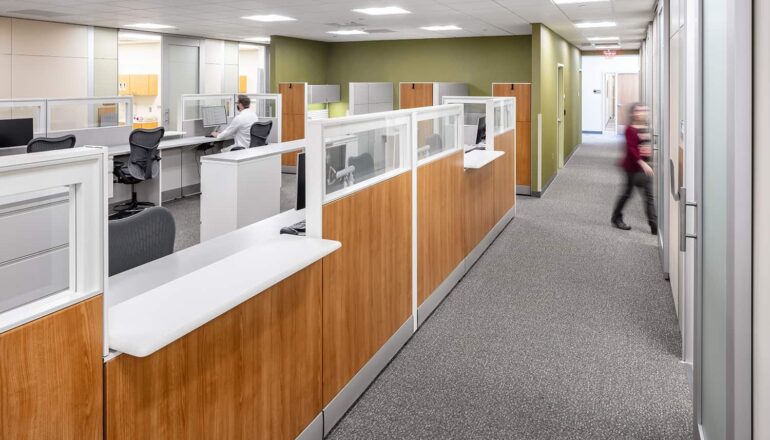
[621,125,642,172]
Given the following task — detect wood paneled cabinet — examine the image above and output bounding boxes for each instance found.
[493,83,532,190]
[119,74,159,96]
[0,296,103,439]
[279,83,306,166]
[399,83,433,109]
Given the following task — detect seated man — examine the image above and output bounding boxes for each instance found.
[211,95,258,151]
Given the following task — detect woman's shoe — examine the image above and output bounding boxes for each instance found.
[612,218,631,230]
[649,221,658,235]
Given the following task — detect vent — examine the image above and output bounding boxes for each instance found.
[8,9,71,17]
[366,29,396,34]
[325,21,365,27]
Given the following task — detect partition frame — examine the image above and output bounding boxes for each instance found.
[0,98,48,137]
[442,96,516,152]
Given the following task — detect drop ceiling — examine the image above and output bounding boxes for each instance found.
[0,0,653,49]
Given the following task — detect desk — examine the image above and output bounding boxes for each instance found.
[200,139,304,241]
[464,149,504,169]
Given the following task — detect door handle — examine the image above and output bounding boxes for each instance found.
[670,159,697,252]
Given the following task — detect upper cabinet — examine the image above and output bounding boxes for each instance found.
[308,84,340,104]
[118,74,158,96]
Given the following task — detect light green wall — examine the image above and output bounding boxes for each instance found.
[324,36,532,116]
[531,24,582,190]
[269,36,329,92]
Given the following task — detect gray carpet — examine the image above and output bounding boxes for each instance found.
[327,134,693,439]
[164,173,298,252]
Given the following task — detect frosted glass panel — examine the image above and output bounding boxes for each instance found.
[167,44,199,130]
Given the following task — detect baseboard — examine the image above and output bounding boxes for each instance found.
[582,130,603,134]
[532,172,557,198]
[282,165,297,174]
[516,185,532,196]
[417,259,466,327]
[161,184,201,203]
[322,317,414,436]
[296,413,323,440]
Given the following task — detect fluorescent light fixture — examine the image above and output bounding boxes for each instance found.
[242,14,296,22]
[553,0,607,4]
[594,44,621,49]
[244,36,271,43]
[587,36,619,41]
[119,32,161,42]
[575,21,616,28]
[327,29,368,35]
[352,6,411,15]
[125,23,175,30]
[420,25,462,31]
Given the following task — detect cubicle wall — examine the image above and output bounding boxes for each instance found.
[0,148,107,439]
[179,93,281,142]
[348,82,394,115]
[399,82,468,109]
[493,83,532,194]
[279,82,307,167]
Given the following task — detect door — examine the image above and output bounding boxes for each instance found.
[656,3,670,278]
[556,65,565,168]
[162,36,201,130]
[603,73,616,133]
[492,83,531,190]
[399,83,433,109]
[616,73,640,133]
[668,29,683,317]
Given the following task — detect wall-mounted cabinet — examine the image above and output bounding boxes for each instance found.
[119,74,159,96]
[308,84,340,104]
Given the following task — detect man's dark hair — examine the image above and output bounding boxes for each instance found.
[238,95,251,108]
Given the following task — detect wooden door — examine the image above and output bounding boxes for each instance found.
[617,73,640,130]
[279,82,306,166]
[399,83,433,109]
[493,83,532,188]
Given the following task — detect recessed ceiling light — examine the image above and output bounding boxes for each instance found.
[594,44,621,49]
[327,29,368,35]
[244,36,271,43]
[119,32,161,42]
[352,6,411,15]
[575,21,616,28]
[242,14,296,22]
[421,25,462,31]
[587,36,619,41]
[553,0,607,4]
[125,23,175,30]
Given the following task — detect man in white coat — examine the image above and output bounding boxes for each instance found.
[211,95,259,151]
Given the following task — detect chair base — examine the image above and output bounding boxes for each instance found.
[110,187,155,219]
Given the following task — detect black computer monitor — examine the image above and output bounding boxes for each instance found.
[201,106,228,127]
[475,116,486,145]
[0,118,34,148]
[296,152,306,210]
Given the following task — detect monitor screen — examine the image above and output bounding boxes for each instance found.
[296,152,306,210]
[475,116,486,145]
[201,106,228,127]
[0,118,34,148]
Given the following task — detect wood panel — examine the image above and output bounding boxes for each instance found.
[0,296,103,440]
[399,83,433,109]
[417,151,465,305]
[105,263,323,440]
[494,83,532,187]
[322,172,412,404]
[463,163,496,255]
[493,129,516,222]
[280,83,306,166]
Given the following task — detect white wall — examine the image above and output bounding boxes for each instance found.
[118,41,161,120]
[581,54,639,132]
[203,39,239,94]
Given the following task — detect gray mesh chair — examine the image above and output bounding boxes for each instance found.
[348,152,375,181]
[112,127,164,217]
[108,206,175,276]
[27,135,76,153]
[248,120,273,148]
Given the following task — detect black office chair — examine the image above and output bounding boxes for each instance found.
[249,120,273,148]
[348,152,375,181]
[108,206,176,276]
[26,135,76,153]
[112,127,164,218]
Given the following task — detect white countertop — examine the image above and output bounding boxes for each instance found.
[109,234,340,357]
[107,135,223,156]
[200,139,304,164]
[464,149,504,169]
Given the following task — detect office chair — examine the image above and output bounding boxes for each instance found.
[26,134,76,153]
[348,152,375,181]
[112,127,164,218]
[108,206,176,276]
[248,120,273,148]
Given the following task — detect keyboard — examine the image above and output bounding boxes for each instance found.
[280,220,306,236]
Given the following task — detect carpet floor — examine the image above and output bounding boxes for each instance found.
[326,134,693,439]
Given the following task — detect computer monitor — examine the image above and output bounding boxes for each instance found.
[296,152,306,210]
[0,118,34,148]
[475,116,486,145]
[201,106,228,128]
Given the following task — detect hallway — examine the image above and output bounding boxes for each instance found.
[328,134,693,439]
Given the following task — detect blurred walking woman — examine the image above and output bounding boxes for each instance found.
[611,103,658,234]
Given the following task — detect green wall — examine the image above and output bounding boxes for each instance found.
[324,36,532,116]
[269,36,329,93]
[531,24,582,191]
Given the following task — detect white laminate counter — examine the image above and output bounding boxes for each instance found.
[107,135,222,156]
[464,149,504,169]
[200,139,304,164]
[107,209,340,357]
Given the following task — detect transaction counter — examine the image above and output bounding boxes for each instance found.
[0,98,516,440]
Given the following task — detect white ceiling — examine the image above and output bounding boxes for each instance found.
[0,0,653,49]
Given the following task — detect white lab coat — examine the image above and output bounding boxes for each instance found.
[216,108,259,150]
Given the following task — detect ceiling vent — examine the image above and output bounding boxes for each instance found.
[366,29,396,33]
[8,9,71,17]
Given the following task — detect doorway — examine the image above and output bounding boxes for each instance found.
[602,73,616,133]
[616,73,640,133]
[557,64,565,168]
[162,36,201,130]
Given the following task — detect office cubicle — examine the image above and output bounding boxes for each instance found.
[179,93,281,142]
[442,96,516,151]
[0,99,47,139]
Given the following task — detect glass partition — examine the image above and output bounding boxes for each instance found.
[47,97,132,132]
[241,93,281,142]
[180,94,234,126]
[0,99,47,136]
[318,112,411,201]
[414,104,463,162]
[493,98,516,135]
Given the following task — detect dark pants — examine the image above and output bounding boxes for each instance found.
[612,171,657,224]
